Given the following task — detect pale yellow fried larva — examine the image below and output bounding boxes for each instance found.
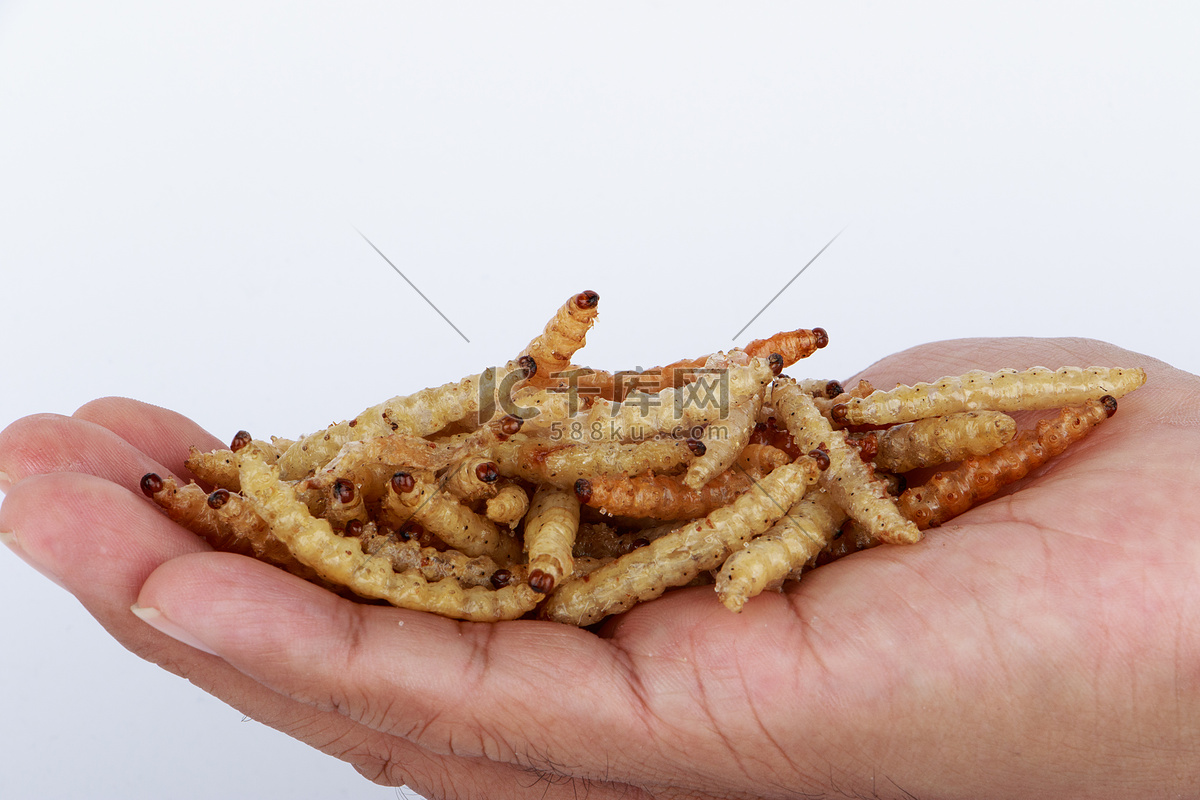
[715,488,846,613]
[736,443,793,475]
[485,483,530,528]
[185,433,281,492]
[683,390,764,490]
[141,473,338,589]
[441,456,502,501]
[814,379,875,419]
[520,290,601,385]
[543,459,821,626]
[276,359,533,480]
[830,366,1147,425]
[321,474,371,530]
[742,327,828,366]
[490,434,695,489]
[236,454,542,621]
[897,398,1115,529]
[773,379,921,545]
[513,357,775,443]
[384,471,524,563]
[359,524,518,588]
[872,411,1018,473]
[577,466,763,521]
[523,486,581,593]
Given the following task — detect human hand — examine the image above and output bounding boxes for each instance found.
[2,336,1197,800]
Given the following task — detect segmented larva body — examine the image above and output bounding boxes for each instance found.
[384,471,523,563]
[140,473,338,589]
[715,488,846,613]
[736,443,793,476]
[490,435,695,488]
[871,411,1018,474]
[359,524,516,589]
[236,455,542,621]
[523,486,581,593]
[683,390,764,490]
[441,456,501,501]
[485,483,530,528]
[831,366,1145,425]
[897,397,1116,529]
[277,359,532,480]
[520,290,601,385]
[186,432,284,492]
[543,459,821,626]
[512,357,775,443]
[743,327,828,366]
[773,379,921,545]
[575,462,771,521]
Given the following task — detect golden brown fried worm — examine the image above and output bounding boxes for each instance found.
[831,366,1145,425]
[543,459,821,625]
[523,486,581,593]
[871,411,1017,473]
[773,378,921,545]
[236,454,543,621]
[383,471,523,563]
[715,488,846,612]
[519,290,601,385]
[277,359,535,480]
[897,397,1116,529]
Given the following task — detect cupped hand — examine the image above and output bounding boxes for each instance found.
[2,337,1198,800]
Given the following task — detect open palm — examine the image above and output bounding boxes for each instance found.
[2,336,1197,800]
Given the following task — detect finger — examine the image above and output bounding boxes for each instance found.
[135,550,680,787]
[72,396,226,478]
[0,473,646,800]
[0,412,178,494]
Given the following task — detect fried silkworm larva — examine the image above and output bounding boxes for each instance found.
[485,482,530,528]
[277,358,534,480]
[140,473,337,589]
[185,436,281,492]
[715,488,847,612]
[871,411,1018,474]
[742,327,828,366]
[575,464,769,521]
[830,366,1146,425]
[323,476,370,530]
[383,470,523,563]
[897,397,1116,529]
[815,379,876,420]
[735,443,794,478]
[773,378,922,546]
[519,290,601,385]
[490,435,695,489]
[683,390,764,490]
[523,486,581,593]
[513,356,775,443]
[440,456,501,502]
[543,459,821,626]
[359,524,519,588]
[236,454,543,621]
[554,328,824,401]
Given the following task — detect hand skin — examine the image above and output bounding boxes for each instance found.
[1,337,1198,800]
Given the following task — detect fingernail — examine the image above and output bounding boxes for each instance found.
[0,527,69,590]
[0,471,12,495]
[131,604,219,656]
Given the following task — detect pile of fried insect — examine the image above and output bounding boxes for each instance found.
[142,291,1145,625]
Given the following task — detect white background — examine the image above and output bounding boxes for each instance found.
[1,3,1198,798]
